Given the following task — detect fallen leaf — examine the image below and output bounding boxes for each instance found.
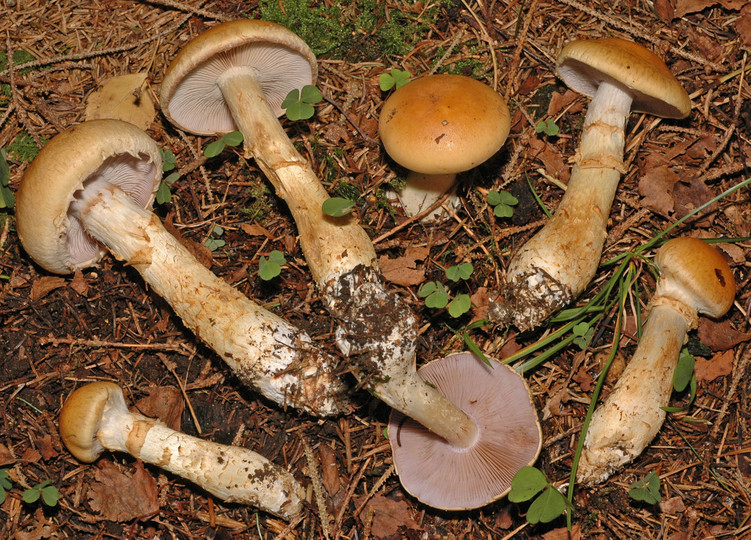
[469,286,489,323]
[542,383,570,420]
[739,5,751,47]
[638,161,678,216]
[34,433,59,461]
[675,0,748,17]
[88,460,160,522]
[0,443,15,466]
[378,246,429,287]
[68,271,89,296]
[356,494,420,538]
[547,89,582,117]
[21,447,42,464]
[543,524,581,540]
[318,444,341,496]
[528,137,570,184]
[694,349,734,382]
[134,386,184,431]
[660,496,686,514]
[240,222,273,238]
[85,73,156,130]
[29,276,67,301]
[654,0,675,19]
[698,318,751,351]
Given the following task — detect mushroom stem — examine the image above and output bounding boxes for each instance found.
[72,180,344,416]
[398,172,458,221]
[64,383,304,520]
[577,303,687,484]
[490,80,633,330]
[216,67,376,284]
[216,67,479,448]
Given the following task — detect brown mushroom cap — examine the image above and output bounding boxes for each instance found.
[556,38,691,119]
[379,74,510,176]
[388,352,541,510]
[59,381,124,463]
[16,119,161,274]
[160,19,317,135]
[655,237,736,318]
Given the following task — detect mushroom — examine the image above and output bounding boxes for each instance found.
[60,381,305,519]
[16,119,345,417]
[489,38,692,331]
[160,21,484,459]
[378,74,511,222]
[577,238,735,485]
[388,352,542,510]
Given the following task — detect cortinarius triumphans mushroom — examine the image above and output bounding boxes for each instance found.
[16,119,345,416]
[388,352,542,510]
[490,38,691,331]
[60,382,305,520]
[578,238,735,484]
[379,74,511,222]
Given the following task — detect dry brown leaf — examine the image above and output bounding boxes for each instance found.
[542,383,570,420]
[675,0,748,17]
[34,433,58,461]
[68,271,89,296]
[694,349,734,382]
[88,460,159,522]
[318,444,341,496]
[469,286,489,323]
[698,318,751,351]
[547,89,582,117]
[133,386,184,431]
[638,161,678,216]
[543,524,581,540]
[356,494,420,538]
[85,73,156,130]
[660,496,687,514]
[0,443,15,466]
[378,245,429,286]
[29,276,67,301]
[528,137,570,184]
[654,0,676,19]
[739,5,751,46]
[240,222,273,238]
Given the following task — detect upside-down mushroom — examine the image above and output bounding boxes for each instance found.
[16,119,345,416]
[160,21,534,509]
[60,382,305,520]
[489,38,691,331]
[578,238,735,484]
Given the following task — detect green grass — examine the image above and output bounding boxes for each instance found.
[258,0,451,60]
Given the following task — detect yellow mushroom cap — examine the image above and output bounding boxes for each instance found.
[556,38,691,119]
[379,74,511,176]
[656,237,736,319]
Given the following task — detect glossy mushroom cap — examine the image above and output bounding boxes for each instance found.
[388,352,541,510]
[59,381,124,463]
[160,19,317,135]
[16,119,161,274]
[556,38,691,119]
[379,74,510,176]
[655,237,736,320]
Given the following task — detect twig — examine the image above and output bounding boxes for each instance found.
[371,192,450,245]
[140,0,230,21]
[710,343,751,440]
[301,437,330,540]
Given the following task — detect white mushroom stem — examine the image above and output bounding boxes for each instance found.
[577,301,689,485]
[93,386,304,519]
[397,172,458,222]
[217,66,375,284]
[490,80,633,331]
[215,66,478,448]
[71,180,345,417]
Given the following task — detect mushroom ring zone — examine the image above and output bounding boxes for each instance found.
[388,352,542,510]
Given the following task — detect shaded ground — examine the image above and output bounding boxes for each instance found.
[1,0,750,538]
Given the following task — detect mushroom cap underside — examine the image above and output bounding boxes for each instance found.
[160,19,317,135]
[556,38,691,119]
[388,352,542,510]
[379,74,510,176]
[16,119,162,274]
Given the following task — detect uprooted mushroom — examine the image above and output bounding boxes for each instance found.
[16,119,345,417]
[160,20,539,509]
[489,38,692,332]
[60,381,305,520]
[578,238,735,485]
